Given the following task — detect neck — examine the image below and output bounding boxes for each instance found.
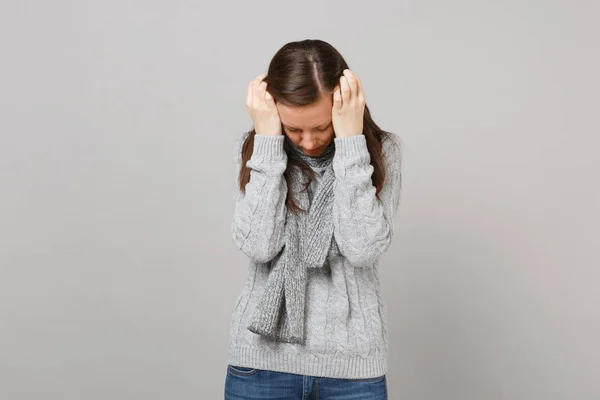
[285,136,335,168]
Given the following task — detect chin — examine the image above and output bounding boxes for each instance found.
[304,147,324,155]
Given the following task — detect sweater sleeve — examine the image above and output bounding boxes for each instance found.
[231,132,288,263]
[331,133,402,267]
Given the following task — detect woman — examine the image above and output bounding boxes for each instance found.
[225,39,402,399]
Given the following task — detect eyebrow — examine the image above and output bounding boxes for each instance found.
[283,121,332,130]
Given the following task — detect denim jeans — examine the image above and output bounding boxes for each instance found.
[224,364,388,400]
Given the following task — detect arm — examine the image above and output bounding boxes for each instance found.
[332,133,403,267]
[231,132,288,263]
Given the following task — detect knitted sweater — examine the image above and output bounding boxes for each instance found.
[228,131,403,379]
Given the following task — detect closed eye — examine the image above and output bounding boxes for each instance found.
[285,125,330,133]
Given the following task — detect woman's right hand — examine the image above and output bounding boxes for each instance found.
[246,74,282,136]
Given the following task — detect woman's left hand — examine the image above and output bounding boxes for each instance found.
[332,69,365,138]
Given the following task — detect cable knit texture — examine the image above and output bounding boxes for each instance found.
[229,131,402,379]
[247,136,338,344]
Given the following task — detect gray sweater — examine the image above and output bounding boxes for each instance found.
[228,132,403,379]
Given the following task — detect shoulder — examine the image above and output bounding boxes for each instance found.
[235,131,253,163]
[236,131,252,152]
[234,131,252,169]
[380,132,402,167]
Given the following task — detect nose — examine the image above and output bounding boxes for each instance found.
[301,134,318,150]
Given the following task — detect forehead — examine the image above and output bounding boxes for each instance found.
[276,96,332,128]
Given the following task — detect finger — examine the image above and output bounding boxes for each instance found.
[254,80,267,105]
[265,89,275,105]
[340,76,351,105]
[333,86,342,110]
[251,73,267,96]
[355,74,365,103]
[343,69,358,96]
[248,74,267,110]
[255,73,267,83]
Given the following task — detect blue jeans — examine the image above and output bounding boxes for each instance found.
[224,364,388,400]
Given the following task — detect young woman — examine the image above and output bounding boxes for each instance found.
[225,39,403,399]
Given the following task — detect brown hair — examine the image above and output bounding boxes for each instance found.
[239,39,395,213]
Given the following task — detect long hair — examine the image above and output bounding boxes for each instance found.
[239,39,395,213]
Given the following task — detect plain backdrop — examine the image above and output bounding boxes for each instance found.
[1,1,599,399]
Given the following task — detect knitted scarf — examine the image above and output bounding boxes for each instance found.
[247,136,338,344]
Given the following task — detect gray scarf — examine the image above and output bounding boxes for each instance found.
[247,136,338,344]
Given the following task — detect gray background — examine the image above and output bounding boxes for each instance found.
[1,1,599,399]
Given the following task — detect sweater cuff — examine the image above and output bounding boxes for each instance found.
[334,134,370,164]
[253,134,286,161]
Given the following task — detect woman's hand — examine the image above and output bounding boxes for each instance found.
[332,69,365,138]
[246,74,282,136]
